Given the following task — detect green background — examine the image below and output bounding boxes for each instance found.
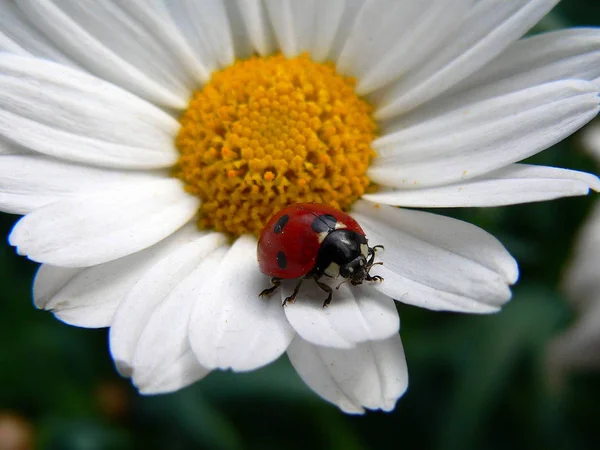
[1,3,600,449]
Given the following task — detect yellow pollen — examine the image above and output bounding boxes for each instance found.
[175,53,377,237]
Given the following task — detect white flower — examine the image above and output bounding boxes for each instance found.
[1,0,599,413]
[548,123,600,372]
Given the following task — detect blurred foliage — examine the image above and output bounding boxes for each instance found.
[2,2,600,449]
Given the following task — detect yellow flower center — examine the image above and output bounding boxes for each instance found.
[175,53,377,237]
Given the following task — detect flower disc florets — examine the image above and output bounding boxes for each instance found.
[175,53,377,237]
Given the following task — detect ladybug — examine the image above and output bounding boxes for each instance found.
[257,203,384,307]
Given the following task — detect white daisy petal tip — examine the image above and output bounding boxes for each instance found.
[497,248,519,287]
[352,200,519,314]
[114,360,133,379]
[287,333,408,414]
[32,264,121,328]
[581,172,600,193]
[339,403,366,415]
[50,309,105,329]
[132,351,210,396]
[365,164,600,208]
[8,179,199,267]
[32,264,79,310]
[32,224,213,332]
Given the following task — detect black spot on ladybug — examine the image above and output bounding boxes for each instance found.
[273,214,289,234]
[311,214,338,233]
[277,251,287,269]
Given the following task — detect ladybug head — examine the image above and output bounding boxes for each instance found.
[316,229,384,288]
[341,249,383,285]
[340,255,370,285]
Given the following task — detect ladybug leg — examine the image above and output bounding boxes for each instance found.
[367,245,384,266]
[283,278,305,306]
[365,273,384,283]
[365,245,384,283]
[259,277,282,298]
[314,278,333,308]
[365,259,384,283]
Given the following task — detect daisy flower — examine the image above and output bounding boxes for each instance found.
[548,123,600,372]
[1,0,600,414]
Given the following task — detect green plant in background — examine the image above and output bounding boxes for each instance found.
[1,1,600,449]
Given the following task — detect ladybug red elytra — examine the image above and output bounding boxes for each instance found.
[257,203,384,307]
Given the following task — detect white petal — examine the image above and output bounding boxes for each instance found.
[16,0,202,108]
[35,267,115,328]
[337,0,423,75]
[0,155,164,215]
[283,282,399,349]
[264,0,316,57]
[450,28,600,99]
[326,0,365,62]
[370,80,600,188]
[110,234,226,378]
[0,54,179,169]
[287,334,408,414]
[34,264,80,310]
[374,0,559,119]
[10,178,199,267]
[235,0,276,56]
[189,235,295,372]
[398,29,600,133]
[33,223,203,328]
[0,32,28,56]
[136,349,210,395]
[161,0,234,72]
[0,138,28,155]
[365,164,600,207]
[132,248,227,391]
[221,0,254,60]
[244,0,341,60]
[0,0,76,65]
[352,201,518,313]
[336,0,474,94]
[308,0,345,62]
